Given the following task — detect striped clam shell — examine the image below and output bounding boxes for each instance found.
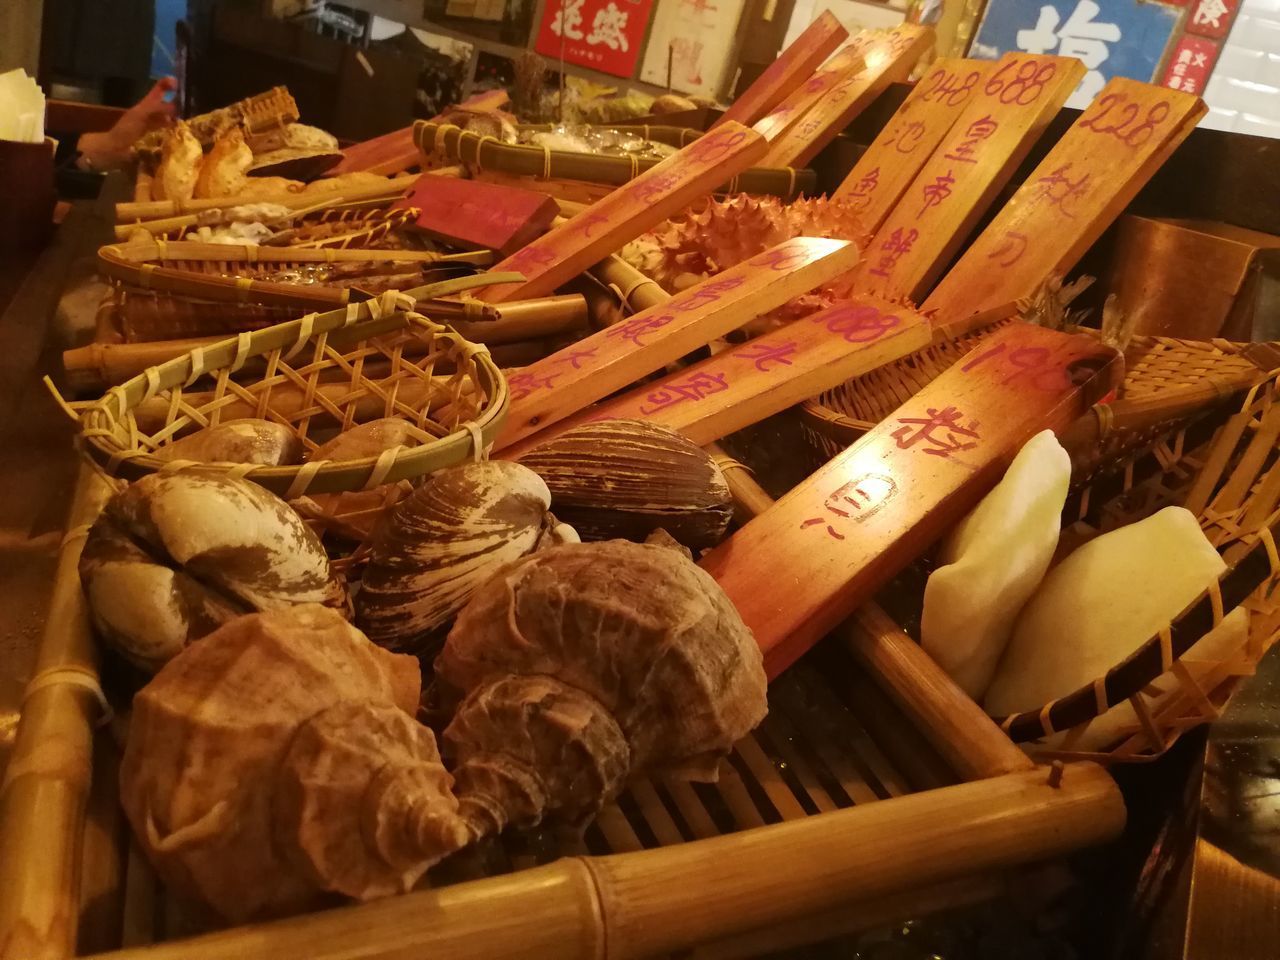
[517,419,733,550]
[355,460,558,655]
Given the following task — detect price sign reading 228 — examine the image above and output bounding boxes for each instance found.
[983,58,1057,105]
[1079,93,1171,148]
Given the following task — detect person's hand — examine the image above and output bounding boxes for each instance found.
[76,76,178,171]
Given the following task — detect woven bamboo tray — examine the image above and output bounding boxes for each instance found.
[137,199,420,248]
[413,121,816,201]
[4,286,1131,960]
[52,280,513,500]
[800,327,1280,762]
[98,239,490,309]
[0,450,1124,960]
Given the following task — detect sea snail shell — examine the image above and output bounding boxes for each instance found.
[119,604,467,922]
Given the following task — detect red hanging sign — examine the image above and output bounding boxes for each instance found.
[534,0,656,79]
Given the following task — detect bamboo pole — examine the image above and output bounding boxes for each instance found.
[689,873,1004,959]
[113,172,455,224]
[85,764,1122,960]
[63,295,585,391]
[708,443,1036,780]
[0,465,114,960]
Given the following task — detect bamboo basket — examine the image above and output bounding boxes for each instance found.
[0,451,1126,960]
[139,200,421,248]
[51,280,513,503]
[4,277,1135,960]
[95,238,492,341]
[801,329,1280,762]
[414,121,816,202]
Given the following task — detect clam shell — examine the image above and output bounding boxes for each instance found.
[307,418,425,462]
[355,460,556,654]
[517,419,733,550]
[80,471,345,670]
[303,419,429,542]
[154,418,302,466]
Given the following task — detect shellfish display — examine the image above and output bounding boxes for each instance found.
[79,471,343,670]
[152,418,303,466]
[355,459,577,655]
[516,419,734,550]
[120,604,468,922]
[437,539,768,836]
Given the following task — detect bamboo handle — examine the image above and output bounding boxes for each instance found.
[712,446,1035,779]
[86,765,1121,960]
[0,465,114,960]
[589,763,1121,959]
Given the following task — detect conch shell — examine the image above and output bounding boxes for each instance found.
[355,460,576,656]
[80,471,344,670]
[438,539,767,837]
[518,419,733,550]
[153,418,302,466]
[120,605,468,922]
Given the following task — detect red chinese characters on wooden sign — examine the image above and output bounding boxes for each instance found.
[638,370,729,414]
[891,406,981,458]
[1028,163,1091,220]
[534,0,656,78]
[868,228,919,279]
[800,474,899,539]
[506,346,601,400]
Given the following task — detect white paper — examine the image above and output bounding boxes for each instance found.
[0,69,45,143]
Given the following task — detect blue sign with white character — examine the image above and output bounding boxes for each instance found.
[970,0,1181,108]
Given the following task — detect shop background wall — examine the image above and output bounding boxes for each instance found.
[0,0,44,76]
[1204,0,1280,135]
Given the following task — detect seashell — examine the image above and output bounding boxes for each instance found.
[438,539,767,837]
[154,418,302,466]
[120,605,468,922]
[300,419,428,542]
[79,471,344,670]
[517,419,733,550]
[355,460,569,655]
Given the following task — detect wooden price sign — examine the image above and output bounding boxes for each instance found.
[852,53,1085,303]
[924,78,1207,334]
[831,58,993,235]
[700,323,1123,679]
[477,122,767,303]
[491,238,860,450]
[759,25,935,169]
[751,42,867,143]
[712,11,848,130]
[392,176,558,254]
[503,296,932,458]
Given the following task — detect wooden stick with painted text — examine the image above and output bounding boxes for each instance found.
[853,53,1085,302]
[711,447,1036,779]
[700,323,1122,679]
[503,297,931,458]
[760,26,935,169]
[831,58,993,233]
[492,237,861,449]
[477,123,767,302]
[752,41,867,143]
[713,10,848,129]
[924,78,1207,335]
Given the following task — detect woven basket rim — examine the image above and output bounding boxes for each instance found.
[60,280,515,497]
[413,120,816,199]
[96,240,495,310]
